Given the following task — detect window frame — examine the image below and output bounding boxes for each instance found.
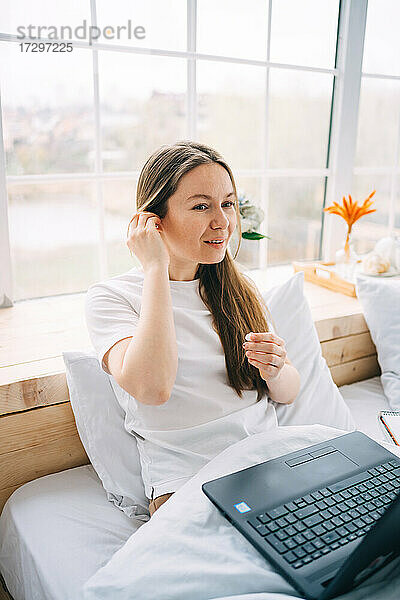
[3,0,396,307]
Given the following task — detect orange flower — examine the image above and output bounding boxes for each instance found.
[323,190,377,256]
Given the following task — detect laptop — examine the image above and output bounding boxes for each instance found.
[202,431,400,600]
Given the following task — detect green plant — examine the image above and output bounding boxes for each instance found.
[237,191,271,240]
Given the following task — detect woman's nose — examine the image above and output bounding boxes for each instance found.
[210,211,229,228]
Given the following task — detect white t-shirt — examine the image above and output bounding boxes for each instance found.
[85,267,278,499]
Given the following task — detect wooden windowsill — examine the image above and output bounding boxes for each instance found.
[0,264,375,416]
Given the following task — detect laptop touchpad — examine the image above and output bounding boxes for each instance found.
[285,448,359,480]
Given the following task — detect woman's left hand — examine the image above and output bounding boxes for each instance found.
[243,332,287,383]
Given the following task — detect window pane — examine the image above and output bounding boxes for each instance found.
[98,52,186,172]
[8,182,98,300]
[0,42,95,175]
[96,0,186,51]
[197,61,265,170]
[267,177,325,264]
[363,0,400,76]
[350,175,392,255]
[197,0,268,60]
[355,78,400,168]
[269,0,339,69]
[234,177,262,206]
[268,70,333,168]
[2,0,90,38]
[103,179,141,277]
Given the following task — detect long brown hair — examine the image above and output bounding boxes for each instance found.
[133,141,275,402]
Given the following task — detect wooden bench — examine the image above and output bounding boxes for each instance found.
[0,266,380,516]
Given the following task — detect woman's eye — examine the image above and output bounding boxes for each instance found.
[193,201,235,210]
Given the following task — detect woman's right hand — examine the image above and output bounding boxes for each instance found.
[127,211,170,271]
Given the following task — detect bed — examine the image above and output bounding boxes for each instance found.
[1,272,399,599]
[0,376,396,600]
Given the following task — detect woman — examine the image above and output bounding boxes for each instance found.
[85,141,300,518]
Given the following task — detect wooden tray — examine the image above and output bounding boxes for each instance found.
[292,261,357,297]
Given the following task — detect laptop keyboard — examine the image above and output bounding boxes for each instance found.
[247,459,400,570]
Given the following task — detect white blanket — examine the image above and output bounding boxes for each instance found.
[81,425,400,600]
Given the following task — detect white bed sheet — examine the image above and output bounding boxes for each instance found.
[82,424,400,600]
[339,376,391,443]
[0,464,148,600]
[0,376,395,600]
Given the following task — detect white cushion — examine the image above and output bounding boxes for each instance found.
[355,276,400,410]
[262,271,356,430]
[63,272,354,520]
[63,351,150,518]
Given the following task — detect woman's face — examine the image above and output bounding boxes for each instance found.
[160,162,238,281]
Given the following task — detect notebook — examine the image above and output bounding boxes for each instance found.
[379,410,400,446]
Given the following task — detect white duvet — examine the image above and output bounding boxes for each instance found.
[81,424,400,600]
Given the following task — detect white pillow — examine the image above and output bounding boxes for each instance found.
[355,276,400,410]
[63,350,150,519]
[261,271,355,431]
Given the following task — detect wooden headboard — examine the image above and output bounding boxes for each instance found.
[0,311,380,517]
[0,387,89,515]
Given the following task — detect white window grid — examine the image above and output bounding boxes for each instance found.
[354,70,400,234]
[1,0,397,307]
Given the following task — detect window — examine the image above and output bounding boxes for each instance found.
[1,0,397,304]
[352,0,400,254]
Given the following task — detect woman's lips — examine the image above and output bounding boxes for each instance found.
[203,240,226,247]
